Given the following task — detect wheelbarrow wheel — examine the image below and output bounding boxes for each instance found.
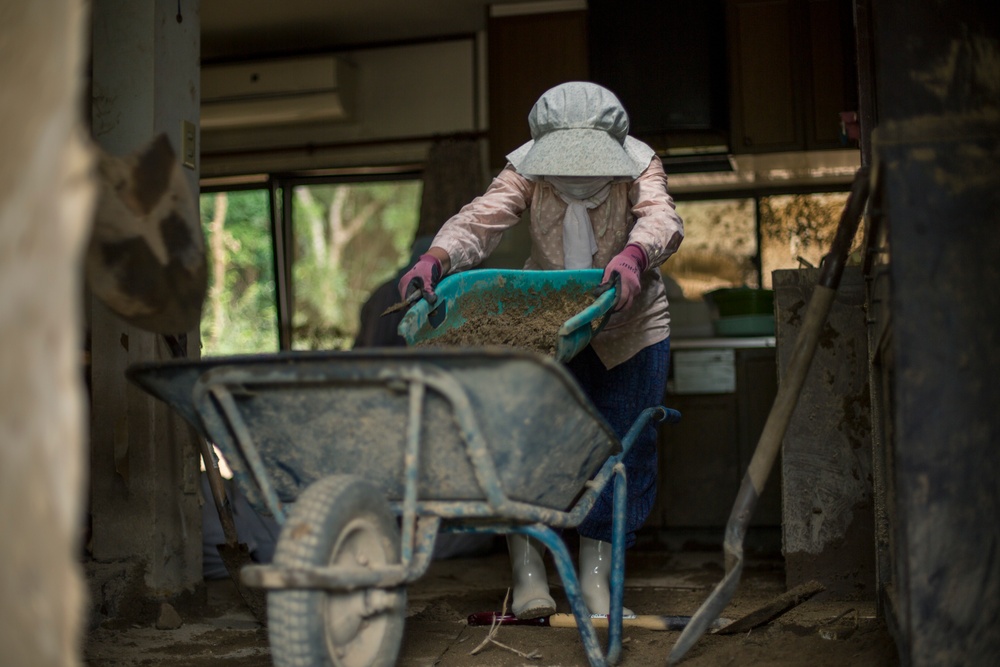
[268,474,405,667]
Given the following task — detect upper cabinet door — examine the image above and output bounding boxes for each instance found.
[728,0,858,154]
[727,0,803,153]
[804,0,859,149]
[487,10,589,171]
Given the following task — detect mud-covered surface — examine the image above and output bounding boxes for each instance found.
[417,289,598,356]
[84,546,899,666]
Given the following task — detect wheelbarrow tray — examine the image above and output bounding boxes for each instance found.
[398,269,616,362]
[127,347,620,519]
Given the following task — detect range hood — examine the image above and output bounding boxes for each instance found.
[668,149,862,193]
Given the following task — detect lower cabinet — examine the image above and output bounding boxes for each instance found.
[651,345,781,529]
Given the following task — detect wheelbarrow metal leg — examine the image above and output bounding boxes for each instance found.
[607,462,627,665]
[518,524,609,667]
[400,379,425,564]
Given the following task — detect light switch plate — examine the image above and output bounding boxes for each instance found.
[181,120,196,169]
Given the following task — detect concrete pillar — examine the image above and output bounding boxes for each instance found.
[88,0,203,604]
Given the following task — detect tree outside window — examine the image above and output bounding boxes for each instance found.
[290,180,421,350]
[667,198,757,299]
[199,188,279,356]
[759,192,856,288]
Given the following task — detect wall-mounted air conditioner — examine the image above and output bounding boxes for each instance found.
[201,55,357,130]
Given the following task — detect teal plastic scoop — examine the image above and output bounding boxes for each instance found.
[398,269,617,362]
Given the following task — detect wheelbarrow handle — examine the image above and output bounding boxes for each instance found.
[620,406,680,454]
[660,407,682,424]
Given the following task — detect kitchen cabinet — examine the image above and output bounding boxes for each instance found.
[726,0,857,153]
[486,9,589,170]
[651,341,781,529]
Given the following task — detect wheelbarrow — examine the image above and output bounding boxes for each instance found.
[127,348,679,667]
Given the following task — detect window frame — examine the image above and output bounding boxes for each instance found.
[672,181,854,294]
[200,171,854,350]
[203,167,424,351]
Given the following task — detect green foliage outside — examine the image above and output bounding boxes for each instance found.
[291,181,421,350]
[198,180,422,356]
[199,189,279,356]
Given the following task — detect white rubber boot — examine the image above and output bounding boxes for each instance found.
[579,536,634,616]
[506,534,556,619]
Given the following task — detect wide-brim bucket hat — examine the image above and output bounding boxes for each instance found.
[506,81,655,179]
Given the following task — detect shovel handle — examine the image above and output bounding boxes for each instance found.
[466,612,715,632]
[162,333,241,550]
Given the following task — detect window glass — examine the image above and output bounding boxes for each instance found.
[290,180,422,350]
[199,189,279,355]
[666,198,758,299]
[759,192,857,288]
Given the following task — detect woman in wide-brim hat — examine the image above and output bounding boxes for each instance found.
[398,81,685,619]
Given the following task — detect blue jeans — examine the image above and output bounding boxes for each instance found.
[565,338,670,548]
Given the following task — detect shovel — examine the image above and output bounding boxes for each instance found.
[667,167,871,664]
[198,434,268,624]
[87,134,207,334]
[163,334,267,624]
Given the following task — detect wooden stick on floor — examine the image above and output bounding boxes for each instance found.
[713,580,826,635]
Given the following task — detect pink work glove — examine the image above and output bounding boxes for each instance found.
[602,244,648,312]
[397,253,442,303]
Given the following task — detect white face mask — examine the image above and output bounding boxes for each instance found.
[545,175,613,201]
[544,176,615,270]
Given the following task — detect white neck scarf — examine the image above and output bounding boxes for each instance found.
[547,176,613,269]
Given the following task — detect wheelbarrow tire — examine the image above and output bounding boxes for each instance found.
[268,474,405,667]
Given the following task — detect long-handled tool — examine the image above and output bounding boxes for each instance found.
[382,269,440,316]
[468,611,730,632]
[197,432,268,624]
[88,134,207,334]
[163,334,267,624]
[667,167,871,665]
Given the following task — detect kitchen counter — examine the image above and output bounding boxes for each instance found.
[671,336,775,349]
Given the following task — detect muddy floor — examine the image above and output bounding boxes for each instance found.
[84,543,898,667]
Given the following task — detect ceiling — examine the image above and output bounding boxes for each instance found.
[200,0,564,61]
[197,0,860,188]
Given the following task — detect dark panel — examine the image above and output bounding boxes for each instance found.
[588,0,728,146]
[735,347,782,526]
[869,1,1000,662]
[656,393,741,527]
[873,1,1000,120]
[877,118,1000,666]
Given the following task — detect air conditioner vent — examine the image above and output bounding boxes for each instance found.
[201,55,356,130]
